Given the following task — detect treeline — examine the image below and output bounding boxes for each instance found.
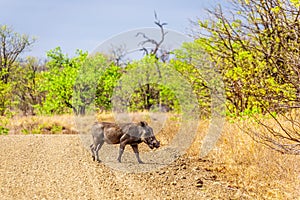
[0,44,211,116]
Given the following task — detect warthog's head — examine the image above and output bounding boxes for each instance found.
[139,121,160,149]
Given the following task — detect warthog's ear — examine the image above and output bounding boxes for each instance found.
[139,121,148,127]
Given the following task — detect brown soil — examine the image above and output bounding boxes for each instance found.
[0,135,244,199]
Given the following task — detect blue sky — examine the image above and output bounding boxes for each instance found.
[1,0,226,58]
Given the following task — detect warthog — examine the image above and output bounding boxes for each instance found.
[90,121,160,163]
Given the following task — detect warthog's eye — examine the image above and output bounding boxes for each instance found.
[149,137,155,142]
[145,137,153,143]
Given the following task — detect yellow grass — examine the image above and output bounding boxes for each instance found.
[209,122,300,199]
[1,115,77,134]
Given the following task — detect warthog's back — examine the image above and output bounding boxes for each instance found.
[92,122,124,144]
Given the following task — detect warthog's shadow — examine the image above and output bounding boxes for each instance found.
[96,145,181,173]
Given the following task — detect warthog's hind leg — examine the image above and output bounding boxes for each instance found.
[94,141,104,162]
[91,141,104,162]
[90,144,96,161]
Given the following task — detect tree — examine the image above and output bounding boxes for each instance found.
[0,25,35,83]
[0,78,11,116]
[12,57,45,115]
[196,0,300,113]
[129,12,172,110]
[112,55,199,113]
[123,55,180,112]
[136,11,169,62]
[0,25,35,115]
[37,47,88,115]
[73,53,109,115]
[195,0,300,154]
[95,64,122,111]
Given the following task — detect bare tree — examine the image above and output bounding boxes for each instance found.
[136,11,170,62]
[109,44,129,67]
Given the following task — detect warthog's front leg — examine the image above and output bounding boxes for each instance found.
[117,142,126,163]
[131,144,144,164]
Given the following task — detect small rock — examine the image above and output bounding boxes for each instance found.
[198,158,208,162]
[196,179,204,188]
[158,171,165,175]
[171,181,177,185]
[204,167,212,172]
[211,175,217,180]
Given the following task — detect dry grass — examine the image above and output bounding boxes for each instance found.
[2,112,300,198]
[1,115,77,134]
[197,122,300,199]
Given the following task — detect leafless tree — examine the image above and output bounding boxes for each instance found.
[136,11,170,62]
[109,44,129,67]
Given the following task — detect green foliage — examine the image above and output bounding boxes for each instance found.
[73,53,109,115]
[21,128,30,134]
[0,126,9,135]
[112,55,200,114]
[291,0,300,6]
[11,57,43,115]
[37,47,88,115]
[21,123,63,134]
[118,56,177,111]
[95,64,122,111]
[0,25,35,116]
[0,116,9,135]
[0,78,12,116]
[172,44,212,116]
[195,0,300,115]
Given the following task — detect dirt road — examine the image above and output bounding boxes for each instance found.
[0,135,245,199]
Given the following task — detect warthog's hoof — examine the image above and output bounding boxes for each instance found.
[92,156,95,161]
[138,161,145,164]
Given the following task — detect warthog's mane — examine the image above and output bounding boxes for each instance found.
[96,121,148,128]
